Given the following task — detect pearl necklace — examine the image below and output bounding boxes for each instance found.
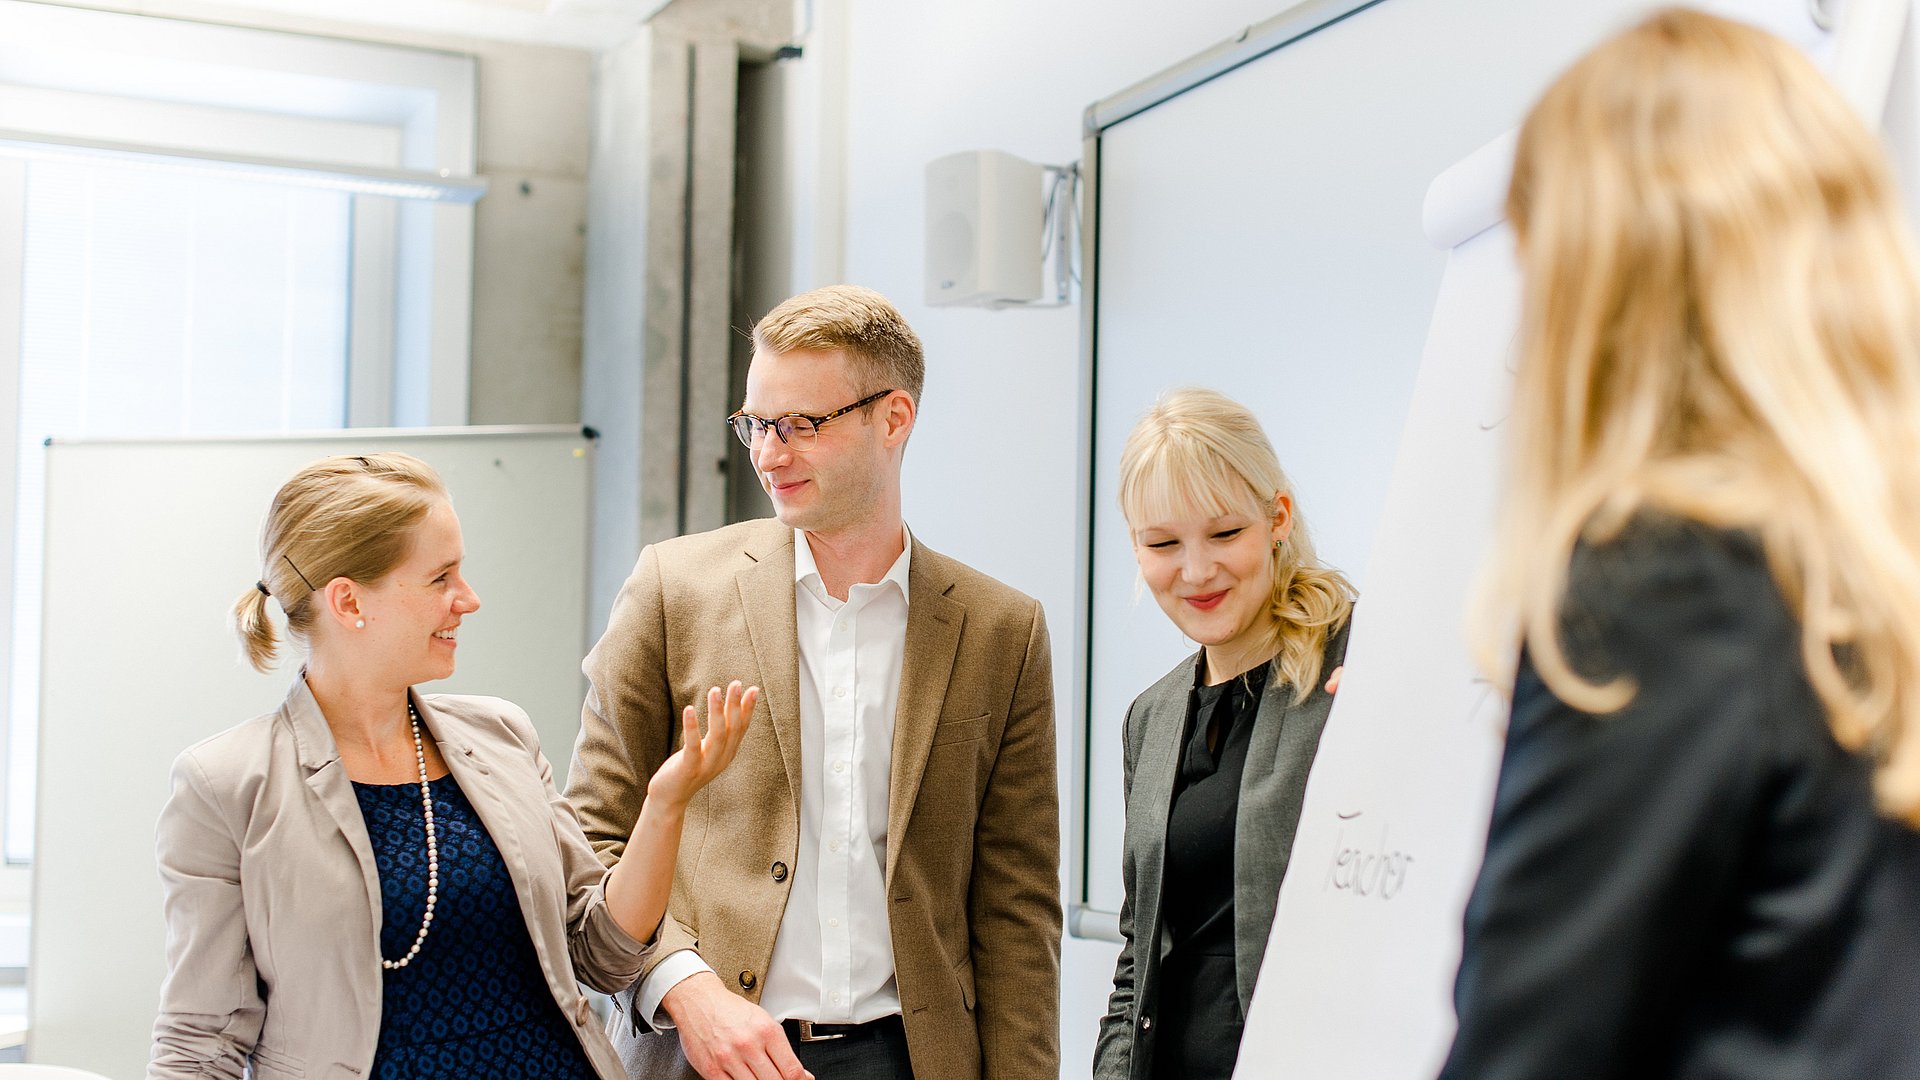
[381,700,438,971]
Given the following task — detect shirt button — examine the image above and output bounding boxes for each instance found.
[833,760,847,774]
[831,992,842,1004]
[834,687,847,699]
[829,839,842,853]
[828,917,840,928]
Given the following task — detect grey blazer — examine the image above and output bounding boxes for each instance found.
[149,677,654,1080]
[1092,619,1350,1080]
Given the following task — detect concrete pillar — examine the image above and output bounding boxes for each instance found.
[581,0,792,635]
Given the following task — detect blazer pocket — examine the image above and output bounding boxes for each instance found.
[954,954,977,1010]
[250,1044,305,1079]
[930,714,990,747]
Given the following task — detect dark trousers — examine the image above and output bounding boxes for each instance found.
[785,1016,914,1080]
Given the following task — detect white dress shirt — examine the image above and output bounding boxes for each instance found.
[636,526,911,1026]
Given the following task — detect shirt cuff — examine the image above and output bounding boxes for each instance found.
[634,948,713,1031]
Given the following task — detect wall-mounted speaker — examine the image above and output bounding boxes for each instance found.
[925,149,1043,308]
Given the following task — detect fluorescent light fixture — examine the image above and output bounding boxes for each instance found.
[0,128,487,203]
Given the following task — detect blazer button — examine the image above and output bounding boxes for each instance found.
[771,861,789,883]
[739,969,758,991]
[1140,1015,1152,1031]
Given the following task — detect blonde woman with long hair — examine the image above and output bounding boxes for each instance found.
[1442,10,1920,1079]
[1094,388,1354,1080]
[150,454,760,1080]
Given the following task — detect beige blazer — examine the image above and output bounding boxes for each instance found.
[149,678,655,1080]
[567,519,1062,1080]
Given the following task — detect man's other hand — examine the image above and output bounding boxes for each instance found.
[662,971,813,1080]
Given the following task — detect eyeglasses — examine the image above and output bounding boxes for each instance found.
[726,389,894,452]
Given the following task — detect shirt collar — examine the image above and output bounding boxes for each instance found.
[794,523,913,605]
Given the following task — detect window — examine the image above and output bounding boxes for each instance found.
[0,5,482,863]
[5,161,357,857]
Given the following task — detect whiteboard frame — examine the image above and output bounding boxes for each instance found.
[1068,0,1383,943]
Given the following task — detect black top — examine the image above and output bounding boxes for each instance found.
[1152,660,1268,1080]
[1441,516,1920,1080]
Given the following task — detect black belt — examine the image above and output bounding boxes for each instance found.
[781,1014,904,1044]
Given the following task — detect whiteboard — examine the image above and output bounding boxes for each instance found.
[1079,0,1709,926]
[28,426,593,1078]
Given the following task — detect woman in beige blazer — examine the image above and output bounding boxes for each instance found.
[149,453,755,1080]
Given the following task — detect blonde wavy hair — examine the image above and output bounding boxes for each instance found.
[1119,387,1355,702]
[1474,8,1920,824]
[234,453,448,672]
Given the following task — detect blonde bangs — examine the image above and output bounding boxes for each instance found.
[1120,434,1265,536]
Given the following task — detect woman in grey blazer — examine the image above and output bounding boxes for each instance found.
[1094,389,1354,1080]
[149,453,756,1080]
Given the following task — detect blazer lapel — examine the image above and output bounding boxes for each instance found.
[1231,620,1351,1011]
[737,529,805,814]
[1131,657,1196,965]
[415,693,547,940]
[414,691,503,834]
[885,540,963,887]
[285,676,384,929]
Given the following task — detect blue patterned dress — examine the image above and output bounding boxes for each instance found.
[353,775,599,1080]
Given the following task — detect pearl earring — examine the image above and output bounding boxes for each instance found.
[355,619,366,629]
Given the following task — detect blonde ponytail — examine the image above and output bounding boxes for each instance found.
[1268,538,1357,704]
[231,583,281,673]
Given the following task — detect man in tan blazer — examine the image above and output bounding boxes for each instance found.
[567,285,1061,1080]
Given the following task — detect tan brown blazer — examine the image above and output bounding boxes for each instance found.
[567,518,1062,1080]
[150,678,654,1080]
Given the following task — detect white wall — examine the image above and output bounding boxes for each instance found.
[830,1,1312,1072]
